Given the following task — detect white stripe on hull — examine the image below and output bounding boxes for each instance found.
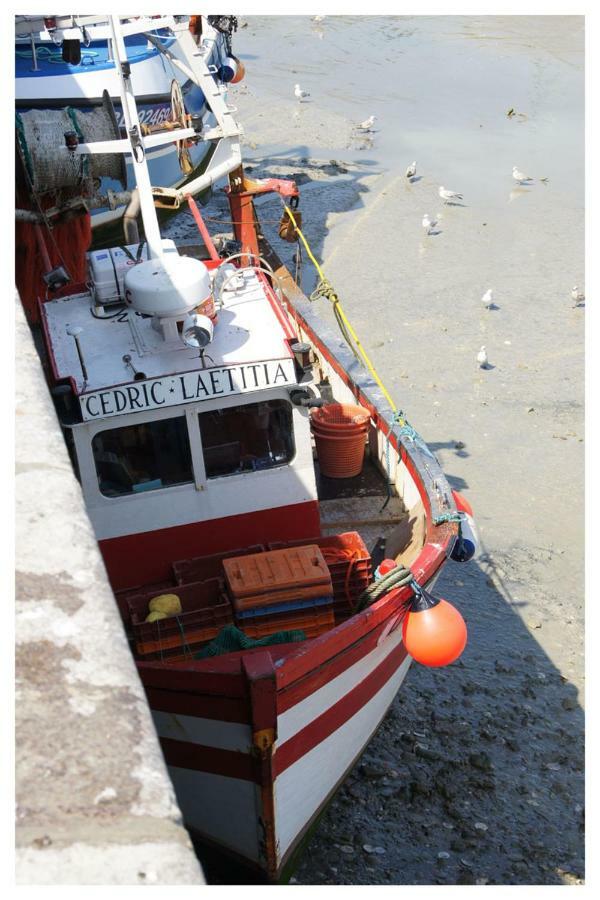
[277,623,405,744]
[168,766,263,864]
[153,710,252,753]
[274,652,412,862]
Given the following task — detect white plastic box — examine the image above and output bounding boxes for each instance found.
[87,239,178,306]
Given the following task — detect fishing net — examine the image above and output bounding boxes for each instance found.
[16,96,126,195]
[194,624,306,659]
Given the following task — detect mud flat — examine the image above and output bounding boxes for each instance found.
[167,15,584,885]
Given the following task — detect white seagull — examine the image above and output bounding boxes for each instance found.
[357,115,376,131]
[406,160,417,178]
[481,288,494,309]
[312,15,326,22]
[294,84,310,101]
[512,166,533,184]
[422,214,438,234]
[477,346,489,368]
[439,186,463,203]
[571,285,585,305]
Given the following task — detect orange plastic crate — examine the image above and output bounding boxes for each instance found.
[224,546,332,611]
[240,606,334,640]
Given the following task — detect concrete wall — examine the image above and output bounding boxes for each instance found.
[15,296,204,885]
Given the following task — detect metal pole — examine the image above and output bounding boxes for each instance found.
[29,32,39,71]
[108,15,163,260]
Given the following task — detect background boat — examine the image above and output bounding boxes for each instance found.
[15,15,238,229]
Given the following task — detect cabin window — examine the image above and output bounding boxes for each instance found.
[92,416,193,497]
[198,399,294,478]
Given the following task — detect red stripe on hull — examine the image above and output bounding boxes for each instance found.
[100,500,321,590]
[274,587,410,690]
[276,615,400,713]
[160,736,258,783]
[273,640,408,776]
[145,686,251,724]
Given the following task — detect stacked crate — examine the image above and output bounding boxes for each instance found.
[223,546,335,639]
[268,532,372,621]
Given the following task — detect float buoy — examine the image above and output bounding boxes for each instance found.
[402,585,467,667]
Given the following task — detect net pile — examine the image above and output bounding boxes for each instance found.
[16,103,126,194]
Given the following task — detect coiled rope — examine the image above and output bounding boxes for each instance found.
[354,563,415,612]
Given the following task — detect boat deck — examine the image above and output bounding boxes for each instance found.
[317,455,408,565]
[42,266,294,396]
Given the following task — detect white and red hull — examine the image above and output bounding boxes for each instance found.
[139,575,439,879]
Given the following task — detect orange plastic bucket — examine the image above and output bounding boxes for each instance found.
[311,403,371,432]
[310,403,370,478]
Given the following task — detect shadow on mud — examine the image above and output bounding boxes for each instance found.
[291,551,584,886]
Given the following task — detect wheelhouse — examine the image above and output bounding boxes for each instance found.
[42,260,322,590]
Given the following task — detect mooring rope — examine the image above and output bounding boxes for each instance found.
[354,563,415,612]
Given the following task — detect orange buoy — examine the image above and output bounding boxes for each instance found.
[402,587,467,667]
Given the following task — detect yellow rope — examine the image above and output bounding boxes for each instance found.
[282,204,400,416]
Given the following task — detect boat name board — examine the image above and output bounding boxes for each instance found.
[79,358,297,420]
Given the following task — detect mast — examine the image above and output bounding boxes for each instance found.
[107,15,163,259]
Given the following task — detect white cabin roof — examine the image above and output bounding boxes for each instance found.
[43,268,298,421]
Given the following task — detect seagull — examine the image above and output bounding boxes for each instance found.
[406,160,417,178]
[294,84,310,101]
[477,346,489,368]
[422,214,438,234]
[357,115,376,131]
[481,288,494,309]
[312,15,326,22]
[571,285,585,306]
[439,186,463,203]
[512,166,533,184]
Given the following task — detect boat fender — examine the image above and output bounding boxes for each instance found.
[230,57,246,84]
[450,490,478,562]
[219,56,239,83]
[402,583,467,667]
[62,38,82,66]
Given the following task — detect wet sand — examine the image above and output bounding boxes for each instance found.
[167,15,584,885]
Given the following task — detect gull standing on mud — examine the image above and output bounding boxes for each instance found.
[571,286,585,306]
[439,186,463,204]
[357,115,376,131]
[294,84,310,101]
[422,214,438,235]
[477,346,489,368]
[406,161,417,178]
[512,166,533,184]
[481,288,494,309]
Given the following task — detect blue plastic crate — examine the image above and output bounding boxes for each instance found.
[236,594,334,620]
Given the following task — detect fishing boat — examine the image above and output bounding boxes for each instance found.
[17,16,477,882]
[15,14,241,229]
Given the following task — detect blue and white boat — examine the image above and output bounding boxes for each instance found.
[15,15,240,228]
